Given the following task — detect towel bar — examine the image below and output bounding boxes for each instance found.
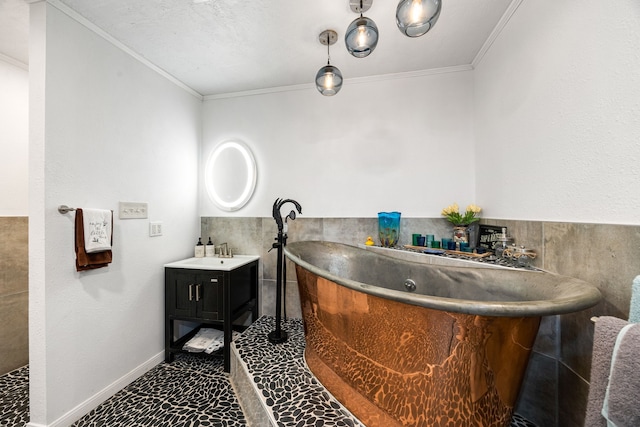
[591,316,599,323]
[58,205,76,214]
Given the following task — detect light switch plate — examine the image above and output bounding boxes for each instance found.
[119,202,148,219]
[149,221,163,237]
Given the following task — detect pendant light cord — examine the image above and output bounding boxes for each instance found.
[326,33,331,65]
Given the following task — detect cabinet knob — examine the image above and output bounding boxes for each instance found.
[211,278,218,283]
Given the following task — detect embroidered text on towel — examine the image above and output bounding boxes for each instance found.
[83,209,112,253]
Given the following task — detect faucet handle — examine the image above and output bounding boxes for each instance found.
[216,242,232,257]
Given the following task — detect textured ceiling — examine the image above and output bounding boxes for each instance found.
[1,0,515,96]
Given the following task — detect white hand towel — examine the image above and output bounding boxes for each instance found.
[183,328,224,352]
[83,208,112,253]
[204,331,241,354]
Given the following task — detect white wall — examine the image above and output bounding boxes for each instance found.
[474,0,640,225]
[201,0,640,226]
[23,0,640,424]
[29,3,201,425]
[0,59,28,216]
[201,71,476,218]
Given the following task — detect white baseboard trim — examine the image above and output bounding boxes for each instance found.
[27,351,164,427]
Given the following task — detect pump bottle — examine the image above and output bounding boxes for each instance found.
[205,237,215,257]
[194,237,205,258]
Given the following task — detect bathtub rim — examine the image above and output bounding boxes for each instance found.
[284,240,602,317]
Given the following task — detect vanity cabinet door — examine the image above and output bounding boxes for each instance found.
[166,270,223,320]
[196,273,223,321]
[167,269,198,318]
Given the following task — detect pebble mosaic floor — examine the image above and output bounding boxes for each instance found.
[0,365,29,426]
[234,316,365,427]
[71,354,246,427]
[234,316,537,427]
[1,316,537,427]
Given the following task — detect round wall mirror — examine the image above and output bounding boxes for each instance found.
[205,140,257,211]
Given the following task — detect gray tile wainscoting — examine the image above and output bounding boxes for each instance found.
[201,216,640,427]
[0,216,29,376]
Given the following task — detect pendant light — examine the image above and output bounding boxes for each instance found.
[315,30,343,96]
[396,0,441,38]
[345,0,379,58]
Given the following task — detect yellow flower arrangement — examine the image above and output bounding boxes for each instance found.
[441,203,482,226]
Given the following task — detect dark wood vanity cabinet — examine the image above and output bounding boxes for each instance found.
[164,259,258,372]
[167,270,223,320]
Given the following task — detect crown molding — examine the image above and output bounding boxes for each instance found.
[47,0,204,100]
[203,64,474,101]
[39,0,522,102]
[348,64,474,85]
[0,53,28,71]
[472,0,524,68]
[203,83,314,100]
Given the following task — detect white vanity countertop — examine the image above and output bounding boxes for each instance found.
[164,255,260,271]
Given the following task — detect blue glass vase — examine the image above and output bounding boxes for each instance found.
[378,212,401,247]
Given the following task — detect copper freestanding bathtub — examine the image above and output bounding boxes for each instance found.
[284,241,601,427]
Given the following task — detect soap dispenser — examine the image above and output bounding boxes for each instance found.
[194,238,205,258]
[494,227,512,258]
[205,237,215,257]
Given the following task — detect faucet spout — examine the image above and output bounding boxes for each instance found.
[217,242,232,258]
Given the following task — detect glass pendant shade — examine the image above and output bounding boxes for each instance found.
[315,65,343,96]
[345,16,379,58]
[396,0,441,38]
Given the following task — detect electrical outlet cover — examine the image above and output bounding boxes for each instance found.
[149,222,163,237]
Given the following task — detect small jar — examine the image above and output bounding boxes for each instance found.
[494,240,508,258]
[515,245,536,268]
[494,238,513,258]
[493,227,513,258]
